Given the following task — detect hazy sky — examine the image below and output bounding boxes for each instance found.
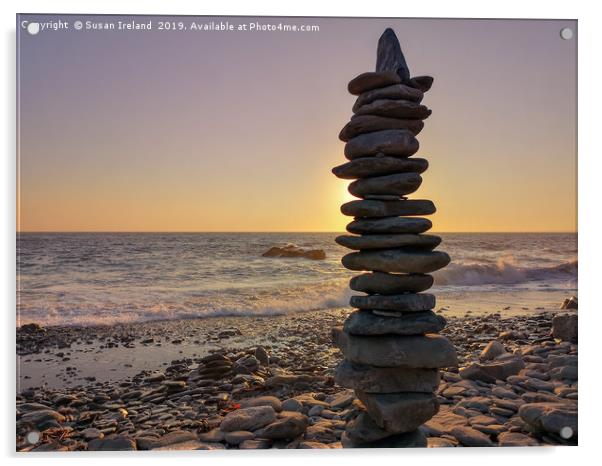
[17,15,577,232]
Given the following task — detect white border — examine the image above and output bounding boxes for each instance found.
[2,1,600,465]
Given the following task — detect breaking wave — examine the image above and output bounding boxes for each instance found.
[434,258,577,286]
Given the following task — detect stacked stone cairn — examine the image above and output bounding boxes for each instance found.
[331,28,458,448]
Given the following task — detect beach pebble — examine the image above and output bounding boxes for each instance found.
[220,406,276,432]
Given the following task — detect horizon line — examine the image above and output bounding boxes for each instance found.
[16,230,578,234]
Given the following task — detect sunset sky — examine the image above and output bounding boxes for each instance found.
[17,16,577,232]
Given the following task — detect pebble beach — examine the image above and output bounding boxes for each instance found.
[16,307,578,451]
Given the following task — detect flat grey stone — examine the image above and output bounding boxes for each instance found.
[335,360,440,393]
[333,156,428,180]
[339,115,423,141]
[348,172,422,198]
[519,402,578,437]
[353,85,423,113]
[350,293,435,312]
[344,130,418,160]
[344,309,445,335]
[356,99,431,120]
[342,249,450,273]
[341,429,427,448]
[376,28,410,82]
[409,75,434,92]
[219,406,276,432]
[341,199,436,217]
[450,426,493,447]
[347,217,431,235]
[460,355,525,382]
[350,272,434,294]
[332,327,458,368]
[336,234,440,251]
[348,71,401,95]
[253,412,308,440]
[356,391,439,433]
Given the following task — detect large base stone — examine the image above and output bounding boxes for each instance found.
[344,310,445,335]
[332,327,457,368]
[341,429,427,448]
[552,313,578,343]
[356,391,439,432]
[335,360,440,393]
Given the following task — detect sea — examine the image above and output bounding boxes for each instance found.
[16,233,578,327]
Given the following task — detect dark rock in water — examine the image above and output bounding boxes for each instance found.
[519,402,578,437]
[346,217,432,235]
[356,391,439,433]
[355,99,432,120]
[262,245,325,260]
[552,314,577,343]
[348,71,401,95]
[332,327,457,368]
[339,115,424,141]
[350,293,435,312]
[344,310,445,335]
[342,429,427,448]
[341,199,435,217]
[348,172,422,198]
[344,130,419,159]
[342,249,450,274]
[376,28,410,83]
[88,435,137,451]
[20,323,45,333]
[333,156,428,180]
[408,76,434,92]
[560,296,578,310]
[350,272,434,294]
[336,234,440,251]
[336,360,440,393]
[353,84,424,112]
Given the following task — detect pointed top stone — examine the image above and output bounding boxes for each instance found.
[376,28,410,83]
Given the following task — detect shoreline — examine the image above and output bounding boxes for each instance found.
[17,307,578,450]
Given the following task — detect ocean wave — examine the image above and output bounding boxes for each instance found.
[17,279,356,327]
[434,257,577,286]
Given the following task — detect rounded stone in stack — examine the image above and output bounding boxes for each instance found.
[348,172,422,198]
[349,272,434,294]
[335,233,441,250]
[339,115,424,141]
[344,129,419,160]
[333,156,428,179]
[341,199,435,217]
[346,217,432,235]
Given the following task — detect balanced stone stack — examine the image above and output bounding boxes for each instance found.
[331,28,458,448]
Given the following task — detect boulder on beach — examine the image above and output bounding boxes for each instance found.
[552,314,578,343]
[262,245,325,260]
